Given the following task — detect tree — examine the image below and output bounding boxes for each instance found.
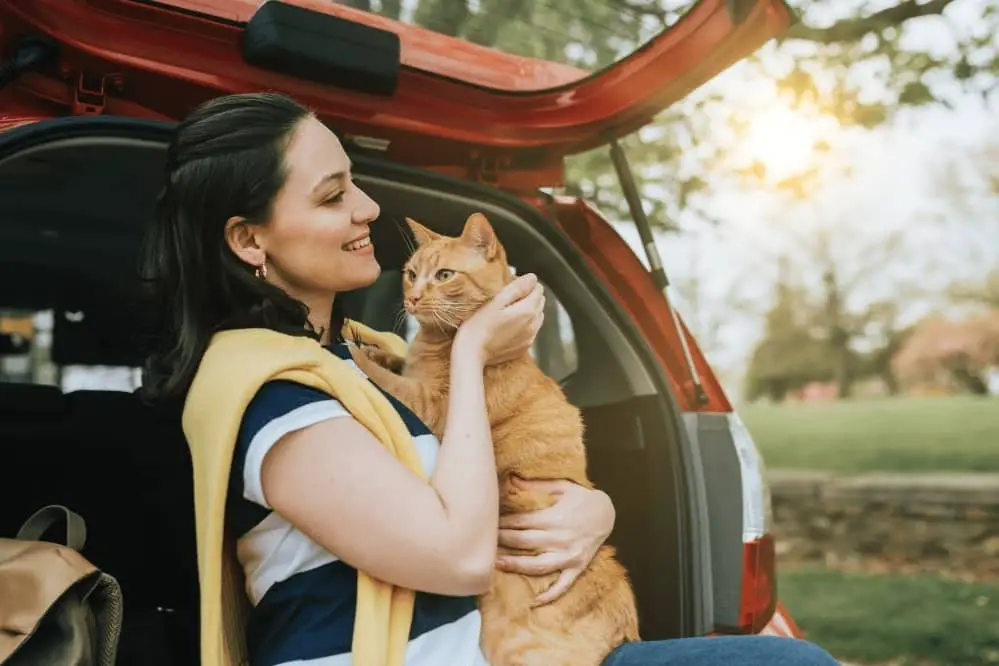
[803,225,912,398]
[949,269,999,310]
[857,308,914,396]
[892,312,999,394]
[770,0,998,125]
[345,1,994,231]
[360,0,995,232]
[744,244,916,400]
[736,138,927,398]
[745,255,834,402]
[931,133,999,310]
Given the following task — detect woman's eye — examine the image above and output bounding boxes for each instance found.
[435,269,454,281]
[324,191,345,205]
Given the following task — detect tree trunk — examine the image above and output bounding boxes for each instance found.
[766,380,788,403]
[338,0,372,10]
[951,366,989,395]
[380,0,403,19]
[881,369,900,396]
[831,328,853,399]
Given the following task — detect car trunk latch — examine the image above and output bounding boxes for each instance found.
[470,154,506,186]
[71,72,121,116]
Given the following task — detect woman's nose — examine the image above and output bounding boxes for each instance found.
[352,186,380,225]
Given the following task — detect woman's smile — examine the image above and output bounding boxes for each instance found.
[343,234,374,254]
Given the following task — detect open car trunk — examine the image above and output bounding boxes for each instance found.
[0,117,711,663]
[0,0,793,187]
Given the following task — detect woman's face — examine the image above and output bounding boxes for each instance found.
[228,115,381,316]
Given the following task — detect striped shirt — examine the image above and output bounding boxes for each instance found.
[227,342,488,666]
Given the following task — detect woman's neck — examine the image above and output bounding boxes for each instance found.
[305,295,334,344]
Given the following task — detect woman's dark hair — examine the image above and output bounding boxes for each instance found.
[140,92,345,402]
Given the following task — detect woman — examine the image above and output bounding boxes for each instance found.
[141,92,837,666]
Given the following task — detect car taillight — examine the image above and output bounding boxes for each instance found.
[685,409,778,635]
[729,413,777,633]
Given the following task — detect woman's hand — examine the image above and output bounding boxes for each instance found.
[456,273,545,366]
[495,478,616,606]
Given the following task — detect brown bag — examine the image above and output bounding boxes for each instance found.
[0,505,123,666]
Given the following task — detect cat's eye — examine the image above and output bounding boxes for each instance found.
[434,269,455,281]
[405,268,416,281]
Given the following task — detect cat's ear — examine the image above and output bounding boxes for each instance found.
[460,213,499,260]
[406,217,441,247]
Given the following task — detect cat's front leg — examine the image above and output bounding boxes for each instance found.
[349,345,432,416]
[362,346,407,374]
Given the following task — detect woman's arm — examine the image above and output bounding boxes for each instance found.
[258,274,544,597]
[260,336,496,596]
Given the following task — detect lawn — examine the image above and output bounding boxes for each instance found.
[780,565,999,665]
[740,395,999,473]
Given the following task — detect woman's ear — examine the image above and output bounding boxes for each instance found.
[225,215,266,269]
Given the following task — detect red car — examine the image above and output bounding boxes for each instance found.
[0,0,804,663]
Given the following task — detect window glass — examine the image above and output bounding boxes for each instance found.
[0,309,140,392]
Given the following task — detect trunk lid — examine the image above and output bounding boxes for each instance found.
[1,0,792,187]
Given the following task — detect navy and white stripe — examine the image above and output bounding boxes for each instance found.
[228,343,487,666]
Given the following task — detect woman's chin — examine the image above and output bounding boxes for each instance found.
[343,254,382,289]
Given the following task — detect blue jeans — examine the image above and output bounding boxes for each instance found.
[602,636,838,665]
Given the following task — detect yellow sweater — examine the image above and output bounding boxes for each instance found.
[182,322,416,666]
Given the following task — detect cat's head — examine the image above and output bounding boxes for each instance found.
[402,212,513,331]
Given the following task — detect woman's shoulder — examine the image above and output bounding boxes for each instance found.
[248,379,338,413]
[242,342,355,430]
[238,382,345,444]
[186,328,323,395]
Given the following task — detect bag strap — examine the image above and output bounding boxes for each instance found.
[16,504,87,551]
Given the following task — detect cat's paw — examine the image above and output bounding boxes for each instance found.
[352,344,406,375]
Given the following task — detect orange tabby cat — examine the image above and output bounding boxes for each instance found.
[349,212,640,666]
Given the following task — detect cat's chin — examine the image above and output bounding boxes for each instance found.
[410,300,490,333]
[411,315,462,334]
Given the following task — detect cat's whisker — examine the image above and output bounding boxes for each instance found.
[401,224,417,256]
[436,303,477,317]
[393,308,410,334]
[432,304,468,329]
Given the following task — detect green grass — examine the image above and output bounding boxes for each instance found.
[740,395,999,473]
[780,566,999,665]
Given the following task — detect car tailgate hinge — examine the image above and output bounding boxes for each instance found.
[70,71,123,116]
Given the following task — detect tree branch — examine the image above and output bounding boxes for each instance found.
[784,0,959,44]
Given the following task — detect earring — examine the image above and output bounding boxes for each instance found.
[255,261,268,280]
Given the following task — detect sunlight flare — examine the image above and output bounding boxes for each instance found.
[740,104,833,183]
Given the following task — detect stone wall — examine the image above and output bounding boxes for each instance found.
[768,471,999,577]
